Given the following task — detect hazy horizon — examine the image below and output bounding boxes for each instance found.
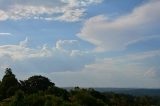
[0,0,160,88]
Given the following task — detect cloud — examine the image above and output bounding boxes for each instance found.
[19,37,29,47]
[0,39,94,78]
[56,40,79,50]
[49,50,160,88]
[0,0,103,22]
[78,0,160,51]
[0,38,159,88]
[54,8,86,22]
[0,10,8,20]
[83,55,160,88]
[0,33,12,36]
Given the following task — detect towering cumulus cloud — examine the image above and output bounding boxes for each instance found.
[0,39,94,78]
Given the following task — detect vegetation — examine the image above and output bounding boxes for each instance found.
[0,68,159,106]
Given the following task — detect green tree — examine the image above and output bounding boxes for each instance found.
[135,96,152,106]
[0,68,19,98]
[9,90,25,106]
[70,88,105,106]
[46,86,69,100]
[20,75,54,93]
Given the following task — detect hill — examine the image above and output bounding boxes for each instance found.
[95,88,160,96]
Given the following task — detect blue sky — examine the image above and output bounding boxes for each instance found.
[0,0,160,88]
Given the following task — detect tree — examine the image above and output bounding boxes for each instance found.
[0,68,19,98]
[70,88,105,106]
[20,75,54,93]
[9,90,25,106]
[135,96,152,106]
[46,86,69,100]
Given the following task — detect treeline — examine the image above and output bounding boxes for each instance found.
[0,68,160,106]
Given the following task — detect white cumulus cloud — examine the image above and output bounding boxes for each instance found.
[78,0,160,51]
[0,39,94,79]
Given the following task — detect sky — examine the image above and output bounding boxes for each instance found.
[0,0,160,88]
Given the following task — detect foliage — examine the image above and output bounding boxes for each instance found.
[0,68,160,106]
[20,75,54,93]
[0,68,19,99]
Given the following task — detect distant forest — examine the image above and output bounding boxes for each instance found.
[0,68,160,106]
